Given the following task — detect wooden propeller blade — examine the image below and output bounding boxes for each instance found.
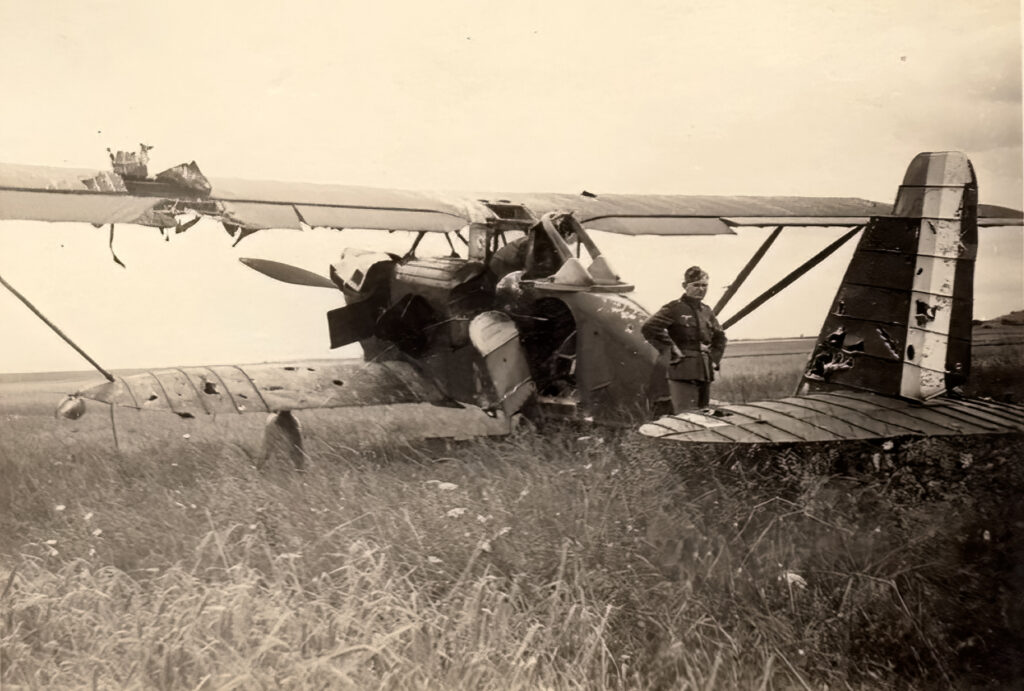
[238,257,337,289]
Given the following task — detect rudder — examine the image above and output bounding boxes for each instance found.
[798,152,978,400]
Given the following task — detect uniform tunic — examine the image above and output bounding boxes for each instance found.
[641,296,727,409]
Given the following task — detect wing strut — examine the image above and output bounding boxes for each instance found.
[404,231,427,259]
[0,272,115,382]
[720,225,863,330]
[713,225,783,315]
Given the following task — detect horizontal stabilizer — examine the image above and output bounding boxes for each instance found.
[639,392,1024,444]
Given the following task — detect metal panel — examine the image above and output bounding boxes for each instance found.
[327,300,379,349]
[469,311,535,415]
[394,257,485,290]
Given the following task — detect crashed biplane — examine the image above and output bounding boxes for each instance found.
[1,148,1022,454]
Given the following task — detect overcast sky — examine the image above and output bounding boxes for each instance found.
[1,0,1021,373]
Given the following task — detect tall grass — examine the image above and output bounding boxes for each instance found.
[714,354,805,403]
[2,410,1022,688]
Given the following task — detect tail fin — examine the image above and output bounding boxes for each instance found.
[798,152,978,400]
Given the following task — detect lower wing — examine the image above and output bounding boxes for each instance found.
[61,358,510,439]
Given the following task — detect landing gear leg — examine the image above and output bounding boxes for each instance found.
[262,410,306,470]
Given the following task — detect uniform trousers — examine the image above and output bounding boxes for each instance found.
[668,379,710,412]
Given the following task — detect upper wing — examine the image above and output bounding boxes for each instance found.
[0,162,166,225]
[2,158,1021,237]
[0,162,471,236]
[486,192,893,235]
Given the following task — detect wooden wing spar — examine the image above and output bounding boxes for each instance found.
[3,148,1020,237]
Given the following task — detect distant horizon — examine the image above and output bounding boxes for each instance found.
[5,305,1021,378]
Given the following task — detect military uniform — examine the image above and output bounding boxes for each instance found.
[642,295,727,411]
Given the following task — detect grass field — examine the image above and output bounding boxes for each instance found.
[1,348,1022,688]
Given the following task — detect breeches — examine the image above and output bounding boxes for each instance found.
[668,379,710,413]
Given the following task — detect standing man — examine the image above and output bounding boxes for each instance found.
[642,266,727,412]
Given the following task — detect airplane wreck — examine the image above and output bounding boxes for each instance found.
[1,148,1023,460]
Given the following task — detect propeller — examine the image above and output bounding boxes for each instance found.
[238,258,338,289]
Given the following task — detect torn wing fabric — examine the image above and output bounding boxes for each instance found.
[0,163,159,225]
[0,163,474,233]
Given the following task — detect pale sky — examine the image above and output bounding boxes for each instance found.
[1,0,1021,373]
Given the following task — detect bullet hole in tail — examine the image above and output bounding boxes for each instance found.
[806,350,854,380]
[907,345,915,361]
[915,299,940,326]
[332,379,343,386]
[843,336,864,352]
[876,328,901,359]
[806,325,863,380]
[826,326,846,348]
[202,381,219,395]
